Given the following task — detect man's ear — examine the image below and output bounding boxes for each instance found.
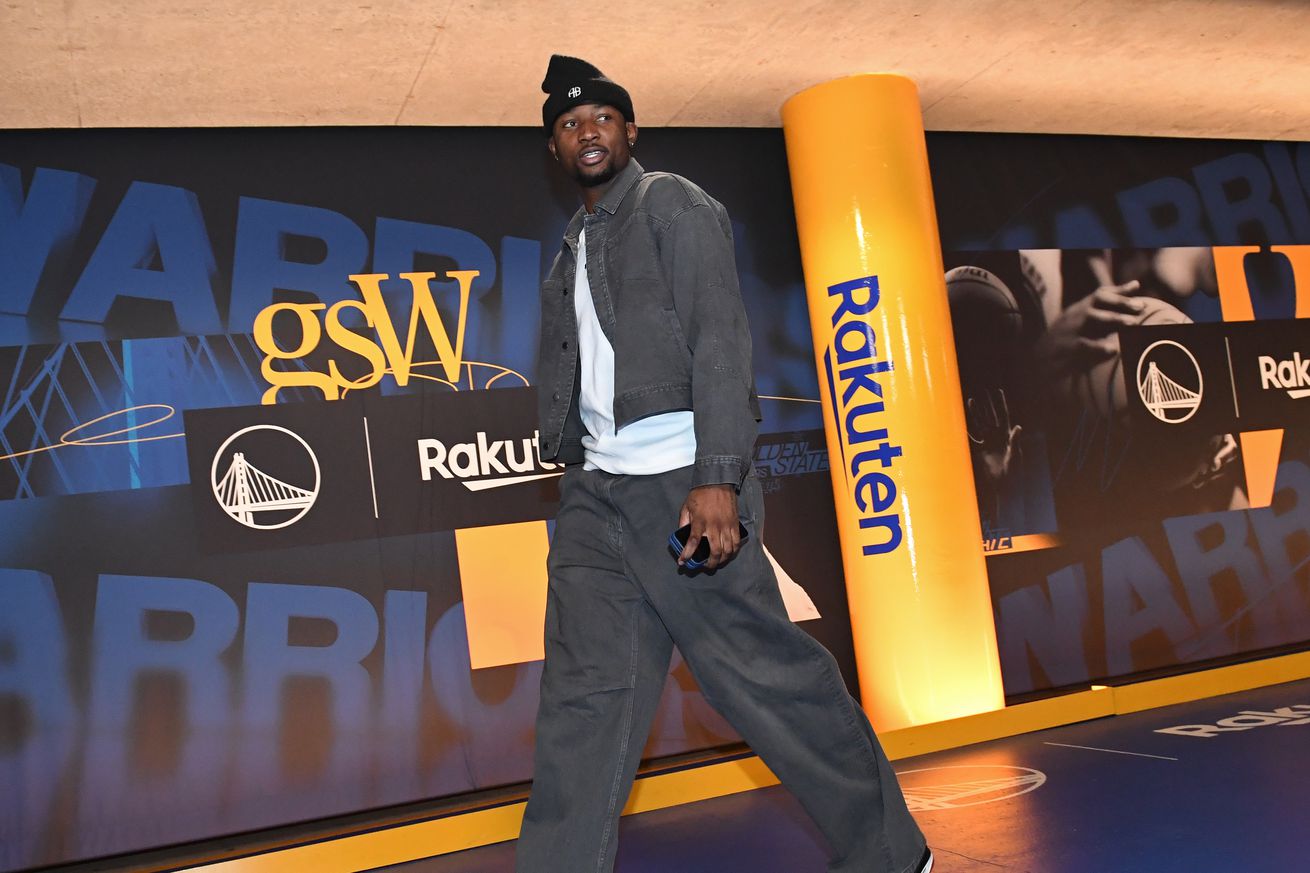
[626,121,638,147]
[547,137,558,161]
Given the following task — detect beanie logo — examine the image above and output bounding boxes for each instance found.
[568,86,582,98]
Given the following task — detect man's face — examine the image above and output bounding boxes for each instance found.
[548,103,637,188]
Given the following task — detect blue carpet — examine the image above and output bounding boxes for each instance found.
[381,676,1310,872]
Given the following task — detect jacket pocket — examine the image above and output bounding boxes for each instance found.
[661,307,692,359]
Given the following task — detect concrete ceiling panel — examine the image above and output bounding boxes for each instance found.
[0,2,83,127]
[0,0,1305,138]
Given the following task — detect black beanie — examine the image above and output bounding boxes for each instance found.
[541,54,635,134]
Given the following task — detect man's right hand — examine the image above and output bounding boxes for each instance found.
[677,484,742,571]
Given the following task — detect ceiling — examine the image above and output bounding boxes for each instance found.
[2,0,1307,140]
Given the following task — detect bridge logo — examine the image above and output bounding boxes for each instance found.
[1135,339,1204,424]
[897,765,1047,810]
[210,425,321,530]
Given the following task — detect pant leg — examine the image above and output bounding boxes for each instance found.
[516,468,674,873]
[614,468,927,873]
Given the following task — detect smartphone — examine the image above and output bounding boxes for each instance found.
[668,522,750,570]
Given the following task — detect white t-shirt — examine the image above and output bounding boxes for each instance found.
[574,229,697,474]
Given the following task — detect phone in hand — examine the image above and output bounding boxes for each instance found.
[669,522,750,570]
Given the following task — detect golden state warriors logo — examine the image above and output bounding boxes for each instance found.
[251,270,529,405]
[210,424,321,530]
[898,765,1047,810]
[1135,339,1204,424]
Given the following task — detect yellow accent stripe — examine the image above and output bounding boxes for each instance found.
[879,685,1115,760]
[184,804,530,873]
[1111,648,1310,715]
[623,755,778,814]
[179,649,1310,873]
[756,394,822,404]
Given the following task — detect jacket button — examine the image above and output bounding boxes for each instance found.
[562,341,569,349]
[552,392,560,401]
[562,288,569,297]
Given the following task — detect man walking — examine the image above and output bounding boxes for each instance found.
[517,54,931,873]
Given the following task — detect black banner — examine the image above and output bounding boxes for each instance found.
[1120,318,1310,436]
[184,387,562,553]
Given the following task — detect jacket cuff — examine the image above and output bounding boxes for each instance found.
[691,456,750,491]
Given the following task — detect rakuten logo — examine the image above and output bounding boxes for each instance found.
[1258,354,1310,399]
[823,274,905,557]
[1156,704,1310,738]
[417,431,562,491]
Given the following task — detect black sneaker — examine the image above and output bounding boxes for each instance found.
[916,845,934,873]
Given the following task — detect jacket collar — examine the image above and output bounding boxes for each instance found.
[563,158,644,251]
[593,157,644,215]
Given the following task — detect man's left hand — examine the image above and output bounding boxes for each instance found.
[678,484,742,570]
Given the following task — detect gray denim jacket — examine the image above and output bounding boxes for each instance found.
[536,159,762,490]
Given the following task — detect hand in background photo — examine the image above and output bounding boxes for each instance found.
[1034,277,1143,372]
[967,387,1022,489]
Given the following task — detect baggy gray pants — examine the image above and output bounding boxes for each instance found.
[515,464,927,873]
